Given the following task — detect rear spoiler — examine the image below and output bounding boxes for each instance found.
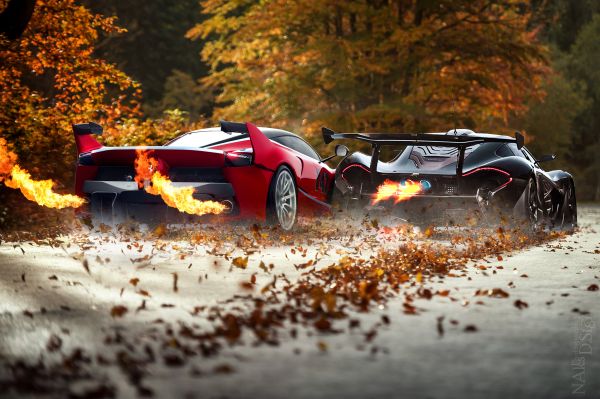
[322,127,525,149]
[219,120,273,167]
[322,127,525,181]
[73,122,103,154]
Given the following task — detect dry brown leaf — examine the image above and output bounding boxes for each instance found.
[110,305,128,318]
[232,256,249,269]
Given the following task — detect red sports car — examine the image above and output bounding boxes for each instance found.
[74,120,346,230]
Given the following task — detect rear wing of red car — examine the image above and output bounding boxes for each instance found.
[321,126,525,179]
[220,120,273,167]
[73,122,104,154]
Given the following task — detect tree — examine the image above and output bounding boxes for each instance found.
[0,0,138,183]
[567,14,600,199]
[190,0,548,142]
[515,75,588,169]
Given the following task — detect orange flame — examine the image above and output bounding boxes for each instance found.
[134,149,226,216]
[372,179,423,204]
[0,138,85,208]
[0,138,17,180]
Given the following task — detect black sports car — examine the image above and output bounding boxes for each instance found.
[323,127,577,230]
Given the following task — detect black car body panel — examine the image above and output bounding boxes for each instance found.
[325,128,577,228]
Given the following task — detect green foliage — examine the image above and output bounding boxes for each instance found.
[517,75,588,164]
[566,14,600,199]
[144,70,214,121]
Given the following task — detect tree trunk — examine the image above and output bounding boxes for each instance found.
[0,0,36,40]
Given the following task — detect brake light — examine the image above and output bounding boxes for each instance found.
[225,149,253,166]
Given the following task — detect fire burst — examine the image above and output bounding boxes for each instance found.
[372,179,423,205]
[134,149,226,216]
[0,138,85,209]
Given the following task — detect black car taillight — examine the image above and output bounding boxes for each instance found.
[463,167,512,192]
[224,149,253,166]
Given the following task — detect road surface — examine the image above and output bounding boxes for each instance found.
[0,206,599,398]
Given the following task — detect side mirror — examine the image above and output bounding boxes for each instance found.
[320,144,350,163]
[537,154,556,163]
[335,144,349,158]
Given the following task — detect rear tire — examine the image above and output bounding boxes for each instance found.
[560,180,577,230]
[267,166,297,230]
[524,177,544,230]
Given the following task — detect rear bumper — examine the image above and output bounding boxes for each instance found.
[84,180,237,224]
[83,180,234,199]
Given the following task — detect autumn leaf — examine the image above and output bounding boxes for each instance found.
[464,325,478,332]
[317,341,328,352]
[172,272,178,293]
[110,305,128,318]
[232,256,248,269]
[514,299,529,309]
[46,334,63,352]
[82,258,90,274]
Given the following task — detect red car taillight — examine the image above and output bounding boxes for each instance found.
[225,149,253,166]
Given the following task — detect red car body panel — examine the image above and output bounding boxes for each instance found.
[73,122,335,223]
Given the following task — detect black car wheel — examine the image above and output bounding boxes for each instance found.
[267,166,297,230]
[560,180,577,230]
[525,177,544,230]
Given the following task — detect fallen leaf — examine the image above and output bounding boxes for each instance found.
[46,334,62,352]
[437,316,444,337]
[514,299,528,309]
[172,272,178,293]
[232,256,248,269]
[82,258,90,274]
[110,305,128,318]
[153,224,167,238]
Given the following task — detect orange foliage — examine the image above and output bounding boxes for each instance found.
[0,137,17,180]
[192,0,548,138]
[0,0,139,184]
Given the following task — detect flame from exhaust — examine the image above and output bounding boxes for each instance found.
[0,138,85,208]
[0,138,17,180]
[134,149,226,216]
[372,179,423,204]
[5,165,86,209]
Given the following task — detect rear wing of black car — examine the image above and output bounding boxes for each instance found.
[322,127,524,149]
[321,127,525,180]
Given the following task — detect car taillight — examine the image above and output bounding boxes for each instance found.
[463,167,512,191]
[225,149,253,166]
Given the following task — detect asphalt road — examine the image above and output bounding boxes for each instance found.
[0,206,599,399]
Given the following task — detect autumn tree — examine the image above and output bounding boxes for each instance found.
[190,0,548,142]
[0,0,138,184]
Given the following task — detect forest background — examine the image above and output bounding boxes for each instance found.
[1,0,600,228]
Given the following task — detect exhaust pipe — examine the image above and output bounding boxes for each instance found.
[220,200,234,214]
